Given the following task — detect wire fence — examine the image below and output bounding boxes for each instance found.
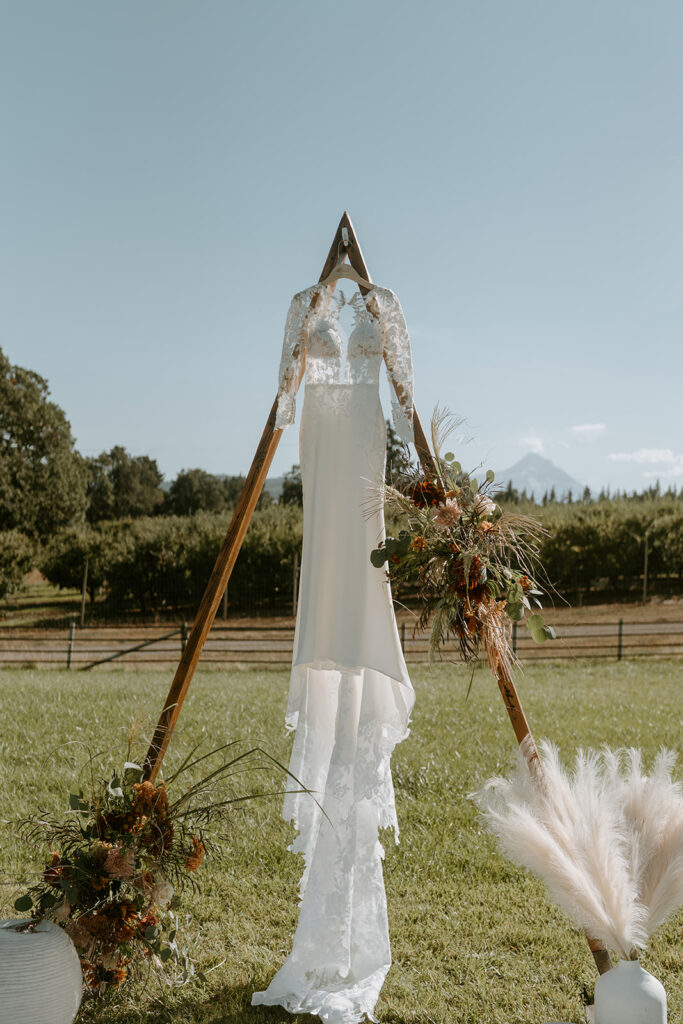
[1,618,682,668]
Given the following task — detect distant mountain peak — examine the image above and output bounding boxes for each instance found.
[496,452,584,499]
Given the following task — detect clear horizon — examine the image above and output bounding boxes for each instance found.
[2,2,681,495]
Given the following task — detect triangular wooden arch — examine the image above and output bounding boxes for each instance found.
[142,212,611,974]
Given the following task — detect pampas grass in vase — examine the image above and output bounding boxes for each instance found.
[473,742,683,1024]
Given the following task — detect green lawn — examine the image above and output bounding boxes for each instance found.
[1,660,682,1024]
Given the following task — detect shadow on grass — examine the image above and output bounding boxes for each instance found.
[79,981,326,1024]
[78,981,430,1024]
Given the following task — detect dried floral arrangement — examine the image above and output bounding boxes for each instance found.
[473,743,683,962]
[371,410,556,668]
[14,740,284,998]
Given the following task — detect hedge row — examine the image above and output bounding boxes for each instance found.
[39,506,303,615]
[2,496,681,616]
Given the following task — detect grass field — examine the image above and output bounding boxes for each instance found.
[1,660,682,1023]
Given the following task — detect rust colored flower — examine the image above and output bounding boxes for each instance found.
[109,966,128,987]
[65,917,91,948]
[81,913,111,938]
[43,851,62,887]
[389,553,402,565]
[411,535,427,552]
[519,575,531,590]
[407,480,446,508]
[104,845,135,879]
[129,813,149,835]
[133,780,156,808]
[186,834,205,872]
[112,918,137,943]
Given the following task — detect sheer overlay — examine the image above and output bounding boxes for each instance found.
[252,284,415,1024]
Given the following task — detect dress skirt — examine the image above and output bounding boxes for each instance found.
[252,382,415,1024]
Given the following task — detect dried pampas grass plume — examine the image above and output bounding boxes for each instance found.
[472,742,683,960]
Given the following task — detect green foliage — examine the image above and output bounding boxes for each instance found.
[163,470,261,516]
[0,529,34,600]
[40,522,130,604]
[41,506,304,615]
[86,446,164,521]
[0,347,88,538]
[532,496,683,600]
[385,419,414,485]
[279,464,303,506]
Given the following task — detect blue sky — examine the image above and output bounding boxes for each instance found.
[2,1,681,493]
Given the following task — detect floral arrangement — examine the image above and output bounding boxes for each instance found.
[371,410,555,668]
[14,741,279,997]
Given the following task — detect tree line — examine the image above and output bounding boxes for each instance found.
[1,345,681,612]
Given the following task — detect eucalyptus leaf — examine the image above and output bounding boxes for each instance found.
[469,478,478,493]
[444,452,455,461]
[370,548,387,568]
[14,894,33,912]
[506,601,525,621]
[486,469,495,483]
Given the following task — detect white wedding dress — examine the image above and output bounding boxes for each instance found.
[251,283,415,1024]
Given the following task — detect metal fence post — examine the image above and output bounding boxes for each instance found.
[401,622,406,654]
[67,621,76,669]
[512,620,518,655]
[617,618,623,660]
[181,622,188,654]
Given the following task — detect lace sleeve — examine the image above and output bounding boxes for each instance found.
[275,290,310,429]
[377,288,414,443]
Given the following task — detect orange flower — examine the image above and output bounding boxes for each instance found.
[186,834,205,872]
[133,780,156,808]
[43,851,62,886]
[407,480,446,508]
[411,535,427,552]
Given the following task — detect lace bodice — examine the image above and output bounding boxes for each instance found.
[275,283,414,443]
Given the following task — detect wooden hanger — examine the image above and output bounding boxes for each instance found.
[318,260,375,292]
[317,226,377,293]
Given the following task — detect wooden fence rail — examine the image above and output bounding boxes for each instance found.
[0,619,682,667]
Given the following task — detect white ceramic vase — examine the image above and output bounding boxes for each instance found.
[0,919,83,1024]
[594,958,667,1024]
